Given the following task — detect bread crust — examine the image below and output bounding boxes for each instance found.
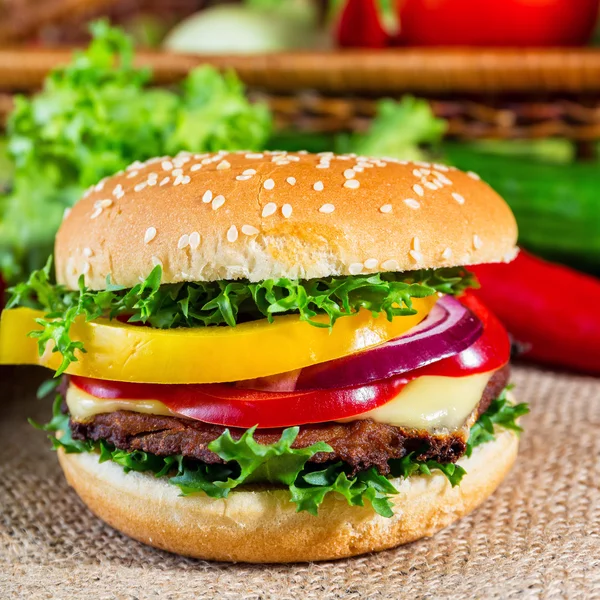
[58,428,519,563]
[55,151,518,290]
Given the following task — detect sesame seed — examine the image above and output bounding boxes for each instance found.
[263,178,275,190]
[236,175,252,181]
[227,225,239,243]
[173,175,184,186]
[344,169,356,179]
[420,168,431,176]
[243,169,257,176]
[126,171,139,179]
[147,179,156,187]
[349,263,364,275]
[134,182,147,192]
[287,156,300,162]
[94,180,105,192]
[262,202,277,217]
[381,259,400,271]
[352,166,364,173]
[245,153,264,159]
[90,208,102,219]
[344,179,360,189]
[182,175,191,185]
[144,227,157,244]
[82,262,90,275]
[452,193,465,205]
[433,171,452,185]
[434,163,449,172]
[275,160,291,166]
[190,164,202,172]
[313,181,324,192]
[216,160,231,170]
[298,150,308,155]
[171,168,183,177]
[151,256,162,268]
[412,236,421,251]
[286,177,296,186]
[201,158,213,165]
[412,169,422,178]
[442,247,452,259]
[319,203,335,214]
[316,163,330,169]
[162,161,173,171]
[467,171,481,180]
[242,225,259,236]
[97,199,113,208]
[375,161,387,167]
[62,208,71,221]
[212,195,225,210]
[178,234,190,249]
[159,177,170,187]
[364,258,379,269]
[202,190,213,203]
[409,250,423,262]
[282,204,293,218]
[413,184,424,197]
[83,247,93,258]
[189,232,200,249]
[404,198,420,210]
[379,204,393,214]
[473,234,483,249]
[424,181,438,191]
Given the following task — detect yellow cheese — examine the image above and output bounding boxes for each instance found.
[67,370,494,432]
[341,371,493,430]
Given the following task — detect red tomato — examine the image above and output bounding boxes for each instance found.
[71,295,510,429]
[396,0,600,46]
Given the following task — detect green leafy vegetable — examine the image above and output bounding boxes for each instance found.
[0,20,271,282]
[8,260,476,375]
[338,97,447,162]
[466,386,530,457]
[34,386,527,518]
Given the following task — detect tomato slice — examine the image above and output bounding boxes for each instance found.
[70,294,510,428]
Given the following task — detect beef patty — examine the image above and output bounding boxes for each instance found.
[70,365,509,476]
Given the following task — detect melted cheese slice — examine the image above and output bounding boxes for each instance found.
[66,371,494,432]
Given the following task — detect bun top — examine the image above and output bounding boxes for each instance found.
[55,150,518,290]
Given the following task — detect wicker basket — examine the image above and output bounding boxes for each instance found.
[0,48,599,141]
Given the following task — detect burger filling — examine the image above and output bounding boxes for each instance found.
[3,261,528,518]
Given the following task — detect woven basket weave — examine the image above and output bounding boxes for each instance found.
[1,48,600,140]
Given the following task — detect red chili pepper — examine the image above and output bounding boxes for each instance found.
[471,250,600,374]
[336,0,389,48]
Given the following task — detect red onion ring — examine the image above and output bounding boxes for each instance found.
[239,295,483,392]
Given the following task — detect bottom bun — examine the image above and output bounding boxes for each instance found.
[58,428,519,563]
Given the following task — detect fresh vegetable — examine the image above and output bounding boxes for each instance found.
[164,2,320,54]
[446,144,600,273]
[35,382,526,517]
[244,294,483,391]
[338,97,446,163]
[396,0,600,46]
[67,293,509,428]
[0,21,272,282]
[472,250,600,375]
[336,0,388,48]
[2,260,474,380]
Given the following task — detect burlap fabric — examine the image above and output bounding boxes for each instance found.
[1,365,599,599]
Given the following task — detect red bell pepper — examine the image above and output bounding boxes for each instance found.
[336,0,389,48]
[471,250,600,375]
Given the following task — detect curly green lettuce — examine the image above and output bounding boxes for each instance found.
[0,20,271,281]
[8,259,477,375]
[33,383,527,518]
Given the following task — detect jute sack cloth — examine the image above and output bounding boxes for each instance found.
[1,365,599,599]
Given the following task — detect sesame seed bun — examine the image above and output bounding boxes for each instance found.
[55,151,518,290]
[57,427,519,563]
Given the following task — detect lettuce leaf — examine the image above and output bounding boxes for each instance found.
[0,20,271,282]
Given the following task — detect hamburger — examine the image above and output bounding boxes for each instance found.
[0,150,528,562]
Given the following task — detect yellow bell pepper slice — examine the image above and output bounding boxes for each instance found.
[0,297,437,384]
